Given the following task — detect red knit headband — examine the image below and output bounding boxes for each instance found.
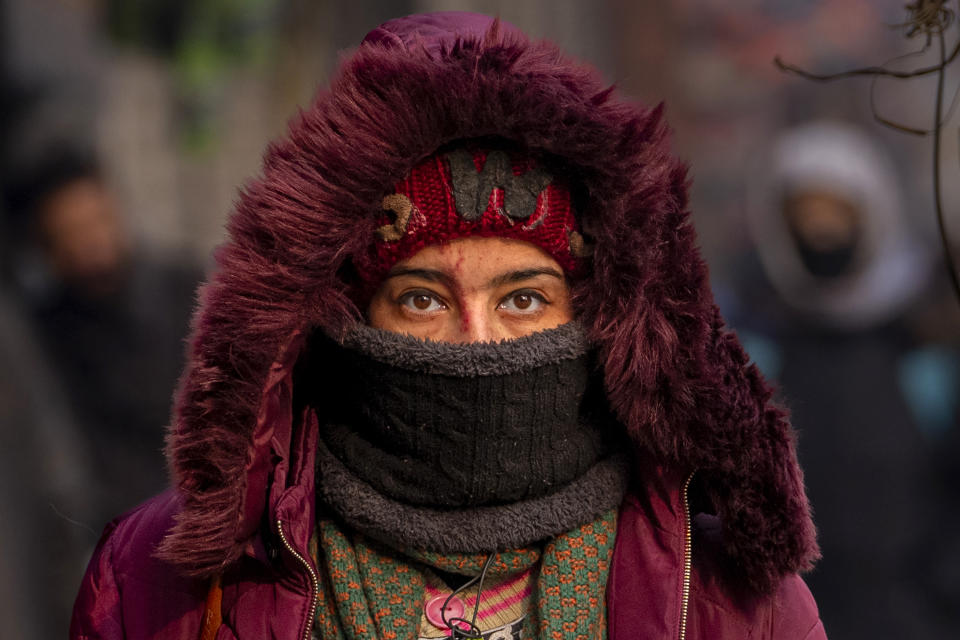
[357,146,589,289]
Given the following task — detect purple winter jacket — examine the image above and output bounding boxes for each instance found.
[72,424,824,639]
[73,12,825,640]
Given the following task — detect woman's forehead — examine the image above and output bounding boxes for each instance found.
[389,237,566,283]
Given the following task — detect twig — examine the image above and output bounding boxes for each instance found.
[931,29,960,302]
[868,47,938,135]
[773,38,960,80]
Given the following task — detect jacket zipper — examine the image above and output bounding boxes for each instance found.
[277,519,319,640]
[678,471,694,640]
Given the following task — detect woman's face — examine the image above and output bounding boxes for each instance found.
[367,236,573,343]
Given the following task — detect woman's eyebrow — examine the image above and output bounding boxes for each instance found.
[385,266,564,289]
[384,267,453,286]
[487,268,564,289]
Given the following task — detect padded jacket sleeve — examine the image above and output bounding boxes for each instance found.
[770,573,827,639]
[71,520,125,640]
[70,492,207,640]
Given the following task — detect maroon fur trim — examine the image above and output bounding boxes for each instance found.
[159,18,818,593]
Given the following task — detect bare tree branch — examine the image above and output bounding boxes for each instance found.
[774,0,960,307]
[930,29,960,303]
[773,38,959,80]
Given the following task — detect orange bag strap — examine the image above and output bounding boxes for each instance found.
[199,574,223,640]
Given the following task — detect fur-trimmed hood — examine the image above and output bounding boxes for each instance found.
[160,12,818,595]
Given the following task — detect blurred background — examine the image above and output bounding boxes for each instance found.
[1,1,958,638]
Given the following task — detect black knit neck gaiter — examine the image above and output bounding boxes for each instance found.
[307,323,614,509]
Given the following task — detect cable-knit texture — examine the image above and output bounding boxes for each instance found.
[310,325,610,507]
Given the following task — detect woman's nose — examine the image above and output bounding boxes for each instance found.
[449,300,500,343]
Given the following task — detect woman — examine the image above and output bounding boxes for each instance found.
[72,12,824,640]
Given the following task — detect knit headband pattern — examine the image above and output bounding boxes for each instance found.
[357,146,590,287]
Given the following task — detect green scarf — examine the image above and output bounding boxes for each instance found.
[311,510,618,640]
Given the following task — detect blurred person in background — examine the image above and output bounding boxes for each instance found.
[0,75,97,640]
[731,120,954,638]
[904,243,960,633]
[0,281,94,640]
[2,143,201,531]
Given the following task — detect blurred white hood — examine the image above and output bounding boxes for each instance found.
[747,120,931,329]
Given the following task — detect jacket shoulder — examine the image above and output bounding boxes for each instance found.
[688,512,825,639]
[769,573,826,639]
[685,571,825,640]
[611,491,825,640]
[71,491,209,640]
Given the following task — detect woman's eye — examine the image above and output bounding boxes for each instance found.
[399,291,446,313]
[498,291,546,314]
